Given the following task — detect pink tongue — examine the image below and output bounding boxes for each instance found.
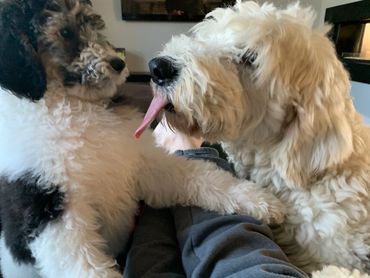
[134,95,169,139]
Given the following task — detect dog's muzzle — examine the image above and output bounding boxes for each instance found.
[149,57,178,86]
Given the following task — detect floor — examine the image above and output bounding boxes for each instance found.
[114,82,152,113]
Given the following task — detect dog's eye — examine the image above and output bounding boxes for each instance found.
[240,50,257,66]
[205,15,215,21]
[59,28,74,40]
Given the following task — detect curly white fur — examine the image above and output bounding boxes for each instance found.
[312,265,370,278]
[149,0,370,274]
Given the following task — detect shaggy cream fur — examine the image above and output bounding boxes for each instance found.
[0,1,287,277]
[142,0,370,274]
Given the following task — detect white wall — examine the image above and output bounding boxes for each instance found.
[352,82,370,124]
[91,0,195,72]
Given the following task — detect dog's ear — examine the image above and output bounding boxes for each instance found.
[272,72,354,189]
[26,0,49,15]
[0,1,47,101]
[0,30,47,101]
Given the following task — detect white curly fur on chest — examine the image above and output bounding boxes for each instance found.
[0,87,146,256]
[0,88,139,182]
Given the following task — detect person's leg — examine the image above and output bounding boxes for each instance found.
[171,147,308,278]
[124,206,185,278]
[172,206,309,278]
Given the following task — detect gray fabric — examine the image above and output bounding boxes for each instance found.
[124,148,308,278]
[172,207,308,278]
[124,208,185,278]
[174,147,233,174]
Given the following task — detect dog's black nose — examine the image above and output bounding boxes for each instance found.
[149,57,178,86]
[110,58,126,73]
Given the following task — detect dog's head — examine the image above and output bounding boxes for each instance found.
[138,1,358,188]
[0,0,128,102]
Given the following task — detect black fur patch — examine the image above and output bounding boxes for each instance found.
[0,0,47,101]
[61,67,82,86]
[0,174,65,264]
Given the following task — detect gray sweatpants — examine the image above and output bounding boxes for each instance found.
[124,148,308,278]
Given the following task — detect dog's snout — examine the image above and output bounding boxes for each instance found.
[110,58,126,73]
[149,57,178,86]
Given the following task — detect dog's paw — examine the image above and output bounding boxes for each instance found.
[230,182,286,225]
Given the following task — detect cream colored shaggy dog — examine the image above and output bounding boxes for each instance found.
[136,0,370,274]
[0,0,285,277]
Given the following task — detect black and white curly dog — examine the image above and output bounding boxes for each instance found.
[0,0,285,277]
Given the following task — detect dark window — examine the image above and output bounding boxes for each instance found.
[325,1,370,84]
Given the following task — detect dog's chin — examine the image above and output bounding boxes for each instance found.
[164,110,202,138]
[62,80,118,102]
[63,69,128,102]
[82,69,128,89]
